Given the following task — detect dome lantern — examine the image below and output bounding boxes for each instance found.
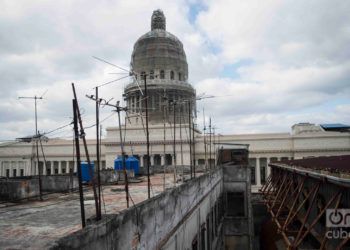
[151,9,166,30]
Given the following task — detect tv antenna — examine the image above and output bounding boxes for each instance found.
[18,89,48,200]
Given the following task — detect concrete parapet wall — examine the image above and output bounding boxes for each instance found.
[0,179,39,200]
[41,175,78,192]
[51,169,223,250]
[0,170,120,201]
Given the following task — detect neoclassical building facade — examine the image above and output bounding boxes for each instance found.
[1,11,350,193]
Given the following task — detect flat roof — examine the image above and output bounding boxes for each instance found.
[271,155,350,173]
[0,174,176,249]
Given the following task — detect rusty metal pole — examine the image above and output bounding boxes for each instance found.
[73,99,86,228]
[116,104,129,208]
[95,87,102,219]
[71,83,99,219]
[143,75,151,199]
[188,101,193,179]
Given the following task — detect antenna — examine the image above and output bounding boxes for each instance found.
[18,94,46,200]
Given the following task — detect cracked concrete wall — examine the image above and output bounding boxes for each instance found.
[51,169,223,250]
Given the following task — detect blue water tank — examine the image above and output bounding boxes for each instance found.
[114,156,124,171]
[126,156,139,175]
[80,162,94,182]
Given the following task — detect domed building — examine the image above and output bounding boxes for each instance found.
[124,9,196,125]
[105,10,198,170]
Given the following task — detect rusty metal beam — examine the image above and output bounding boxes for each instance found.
[275,177,295,218]
[282,176,307,231]
[284,180,319,231]
[293,182,321,247]
[295,191,342,247]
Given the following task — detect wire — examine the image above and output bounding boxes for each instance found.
[84,113,115,129]
[95,75,130,88]
[92,56,130,73]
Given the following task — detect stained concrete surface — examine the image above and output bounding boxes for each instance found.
[0,173,179,249]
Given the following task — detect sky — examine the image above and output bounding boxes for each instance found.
[1,0,350,140]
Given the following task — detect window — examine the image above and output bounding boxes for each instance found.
[226,192,245,217]
[160,70,165,79]
[260,158,267,184]
[141,71,146,79]
[249,158,256,185]
[13,169,17,177]
[251,166,256,185]
[170,71,174,80]
[198,159,205,165]
[6,169,10,177]
[55,168,59,174]
[20,169,24,176]
[150,70,154,79]
[178,72,182,81]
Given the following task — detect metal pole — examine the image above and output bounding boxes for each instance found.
[188,101,193,178]
[34,97,43,200]
[163,90,167,191]
[143,75,151,199]
[209,118,212,170]
[192,119,196,178]
[117,105,129,208]
[73,99,86,228]
[179,105,184,182]
[71,83,99,218]
[173,101,177,185]
[95,87,101,219]
[203,108,208,172]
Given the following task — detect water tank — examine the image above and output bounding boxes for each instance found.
[114,156,124,171]
[80,162,94,182]
[126,156,140,175]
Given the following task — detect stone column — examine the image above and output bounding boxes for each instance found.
[161,155,165,166]
[150,155,154,167]
[50,161,54,175]
[140,155,144,168]
[256,158,261,187]
[74,161,77,173]
[36,161,39,176]
[58,161,62,174]
[0,161,2,177]
[65,161,69,173]
[267,158,271,177]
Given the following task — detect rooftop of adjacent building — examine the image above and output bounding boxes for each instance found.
[0,173,177,249]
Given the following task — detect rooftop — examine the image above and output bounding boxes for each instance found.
[0,173,177,249]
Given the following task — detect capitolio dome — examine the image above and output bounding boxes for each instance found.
[131,9,188,80]
[125,9,195,125]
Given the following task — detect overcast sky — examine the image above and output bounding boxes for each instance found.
[1,0,350,140]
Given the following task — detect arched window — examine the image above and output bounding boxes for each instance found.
[160,70,165,79]
[170,71,174,80]
[150,70,154,79]
[178,72,182,81]
[141,71,146,79]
